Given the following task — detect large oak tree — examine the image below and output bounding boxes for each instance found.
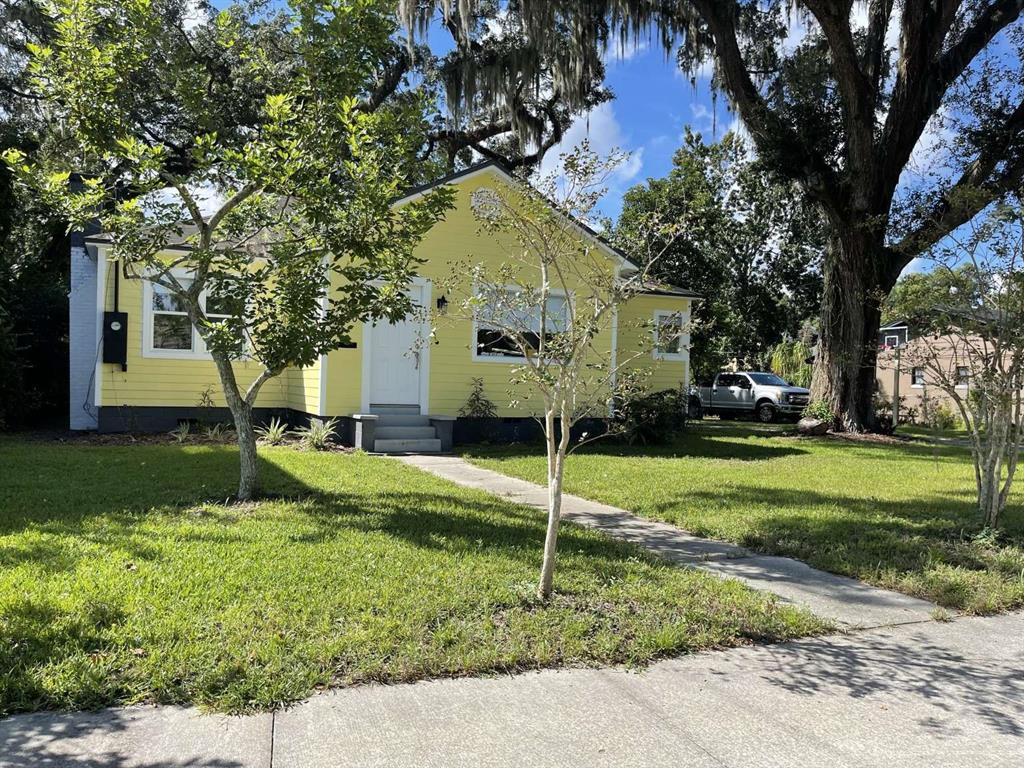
[401,0,1024,429]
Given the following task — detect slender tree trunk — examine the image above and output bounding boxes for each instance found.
[811,228,900,431]
[538,404,570,600]
[210,350,260,501]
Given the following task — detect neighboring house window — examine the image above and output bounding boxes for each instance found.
[653,310,686,360]
[151,280,194,351]
[956,366,970,387]
[473,288,568,361]
[911,367,925,386]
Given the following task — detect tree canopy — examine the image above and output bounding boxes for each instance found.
[615,129,823,382]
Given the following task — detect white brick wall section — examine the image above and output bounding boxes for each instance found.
[69,243,99,430]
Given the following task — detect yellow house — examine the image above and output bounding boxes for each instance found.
[69,162,696,450]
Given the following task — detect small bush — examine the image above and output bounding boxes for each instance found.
[168,422,191,444]
[928,402,958,431]
[256,417,289,445]
[203,422,233,441]
[458,377,498,418]
[801,399,834,423]
[297,417,338,450]
[616,388,688,445]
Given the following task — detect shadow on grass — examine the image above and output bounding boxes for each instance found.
[0,443,681,715]
[464,431,811,463]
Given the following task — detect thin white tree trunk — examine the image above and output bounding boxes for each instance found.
[537,400,571,600]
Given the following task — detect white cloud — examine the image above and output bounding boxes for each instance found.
[603,37,649,66]
[540,102,644,187]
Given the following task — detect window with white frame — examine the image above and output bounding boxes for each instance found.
[911,366,925,386]
[145,278,238,358]
[653,310,686,360]
[956,366,970,386]
[150,279,194,351]
[474,287,568,360]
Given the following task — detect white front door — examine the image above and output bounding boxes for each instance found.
[367,287,425,408]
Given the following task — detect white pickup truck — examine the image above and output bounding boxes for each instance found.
[694,371,810,423]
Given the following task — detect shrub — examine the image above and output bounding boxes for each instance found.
[202,422,233,441]
[297,417,338,450]
[616,388,688,445]
[768,338,813,388]
[255,417,289,445]
[929,402,958,431]
[168,422,191,444]
[458,377,498,418]
[802,399,834,423]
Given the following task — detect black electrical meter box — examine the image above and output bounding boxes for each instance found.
[103,311,128,370]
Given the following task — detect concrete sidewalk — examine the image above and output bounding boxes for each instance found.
[3,612,1021,768]
[394,454,937,629]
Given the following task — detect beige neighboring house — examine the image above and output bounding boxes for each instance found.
[875,320,973,413]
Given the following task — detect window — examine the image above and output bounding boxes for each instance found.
[911,367,925,386]
[144,277,241,359]
[748,373,789,386]
[473,288,568,361]
[653,311,686,361]
[151,279,194,351]
[956,366,970,387]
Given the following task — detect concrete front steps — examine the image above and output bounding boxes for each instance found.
[370,407,442,453]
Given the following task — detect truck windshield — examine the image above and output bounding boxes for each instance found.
[747,373,790,386]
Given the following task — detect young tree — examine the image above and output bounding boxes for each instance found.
[401,1,1024,430]
[5,0,453,499]
[437,145,681,598]
[614,129,823,381]
[887,197,1024,528]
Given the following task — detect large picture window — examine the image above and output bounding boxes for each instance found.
[473,288,568,361]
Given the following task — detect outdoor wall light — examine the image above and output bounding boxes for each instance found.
[436,294,449,315]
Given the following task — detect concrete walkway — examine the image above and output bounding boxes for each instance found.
[394,455,938,629]
[3,612,1021,767]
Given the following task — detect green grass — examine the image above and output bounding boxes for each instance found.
[897,424,971,441]
[0,438,825,715]
[464,426,1024,615]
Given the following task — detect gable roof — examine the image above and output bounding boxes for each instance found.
[396,160,701,300]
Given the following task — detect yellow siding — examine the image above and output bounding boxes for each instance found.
[617,294,691,393]
[96,258,312,411]
[322,167,690,417]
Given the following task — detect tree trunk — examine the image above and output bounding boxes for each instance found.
[811,229,900,431]
[537,406,569,600]
[210,350,260,501]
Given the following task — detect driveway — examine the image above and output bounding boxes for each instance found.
[3,612,1022,768]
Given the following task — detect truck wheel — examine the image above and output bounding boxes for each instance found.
[756,402,776,423]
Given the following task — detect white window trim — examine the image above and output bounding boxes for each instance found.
[470,285,569,364]
[652,309,687,362]
[141,272,234,360]
[910,367,926,388]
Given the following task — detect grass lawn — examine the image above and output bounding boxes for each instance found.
[0,438,824,716]
[464,426,1024,615]
[897,424,971,441]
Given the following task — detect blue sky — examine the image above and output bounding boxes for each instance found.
[538,40,731,221]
